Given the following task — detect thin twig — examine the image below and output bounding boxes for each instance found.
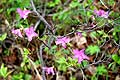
[12,45,42,80]
[34,19,41,31]
[39,44,46,80]
[100,0,109,9]
[30,0,53,34]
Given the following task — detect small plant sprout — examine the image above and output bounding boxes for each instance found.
[0,64,12,78]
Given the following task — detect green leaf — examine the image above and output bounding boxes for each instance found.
[58,64,67,72]
[23,48,30,55]
[97,65,107,75]
[0,0,6,4]
[86,45,100,55]
[56,57,67,64]
[62,49,70,54]
[112,54,120,65]
[82,60,89,67]
[24,74,32,80]
[0,64,8,78]
[0,33,7,41]
[97,30,104,35]
[20,0,30,7]
[112,54,119,62]
[12,72,24,80]
[0,9,3,13]
[91,74,97,80]
[69,1,80,8]
[90,31,97,38]
[47,0,60,7]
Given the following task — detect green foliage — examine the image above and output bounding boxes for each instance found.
[70,76,76,80]
[3,0,30,20]
[0,33,7,41]
[86,45,100,55]
[113,26,120,42]
[112,54,120,65]
[21,48,30,67]
[82,60,89,67]
[90,30,108,39]
[0,9,3,13]
[56,57,78,72]
[90,31,97,39]
[3,49,10,56]
[96,65,107,75]
[69,1,81,8]
[12,72,31,80]
[8,0,30,8]
[108,0,115,6]
[44,45,57,54]
[0,64,9,78]
[91,74,97,80]
[47,0,61,7]
[61,49,70,54]
[12,72,24,80]
[108,62,117,72]
[56,57,68,71]
[1,0,120,79]
[67,57,78,67]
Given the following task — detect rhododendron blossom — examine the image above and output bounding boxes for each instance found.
[76,32,82,37]
[24,26,38,41]
[42,67,55,75]
[94,9,108,18]
[17,8,31,19]
[11,29,23,38]
[73,49,89,63]
[55,36,70,48]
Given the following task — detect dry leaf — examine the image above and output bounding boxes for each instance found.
[115,75,120,80]
[72,34,87,49]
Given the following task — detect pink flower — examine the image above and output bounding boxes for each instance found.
[55,36,70,48]
[73,49,89,63]
[11,29,23,38]
[76,32,82,37]
[42,67,55,75]
[24,26,38,41]
[94,9,108,18]
[17,8,31,19]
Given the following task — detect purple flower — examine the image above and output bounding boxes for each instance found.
[42,67,55,75]
[73,49,89,63]
[55,36,70,48]
[24,26,38,41]
[17,8,31,19]
[94,9,108,18]
[76,32,82,37]
[11,29,23,38]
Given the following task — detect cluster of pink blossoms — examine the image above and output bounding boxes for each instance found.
[12,8,38,41]
[12,8,54,75]
[55,33,89,63]
[94,9,109,18]
[12,8,90,75]
[12,26,38,41]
